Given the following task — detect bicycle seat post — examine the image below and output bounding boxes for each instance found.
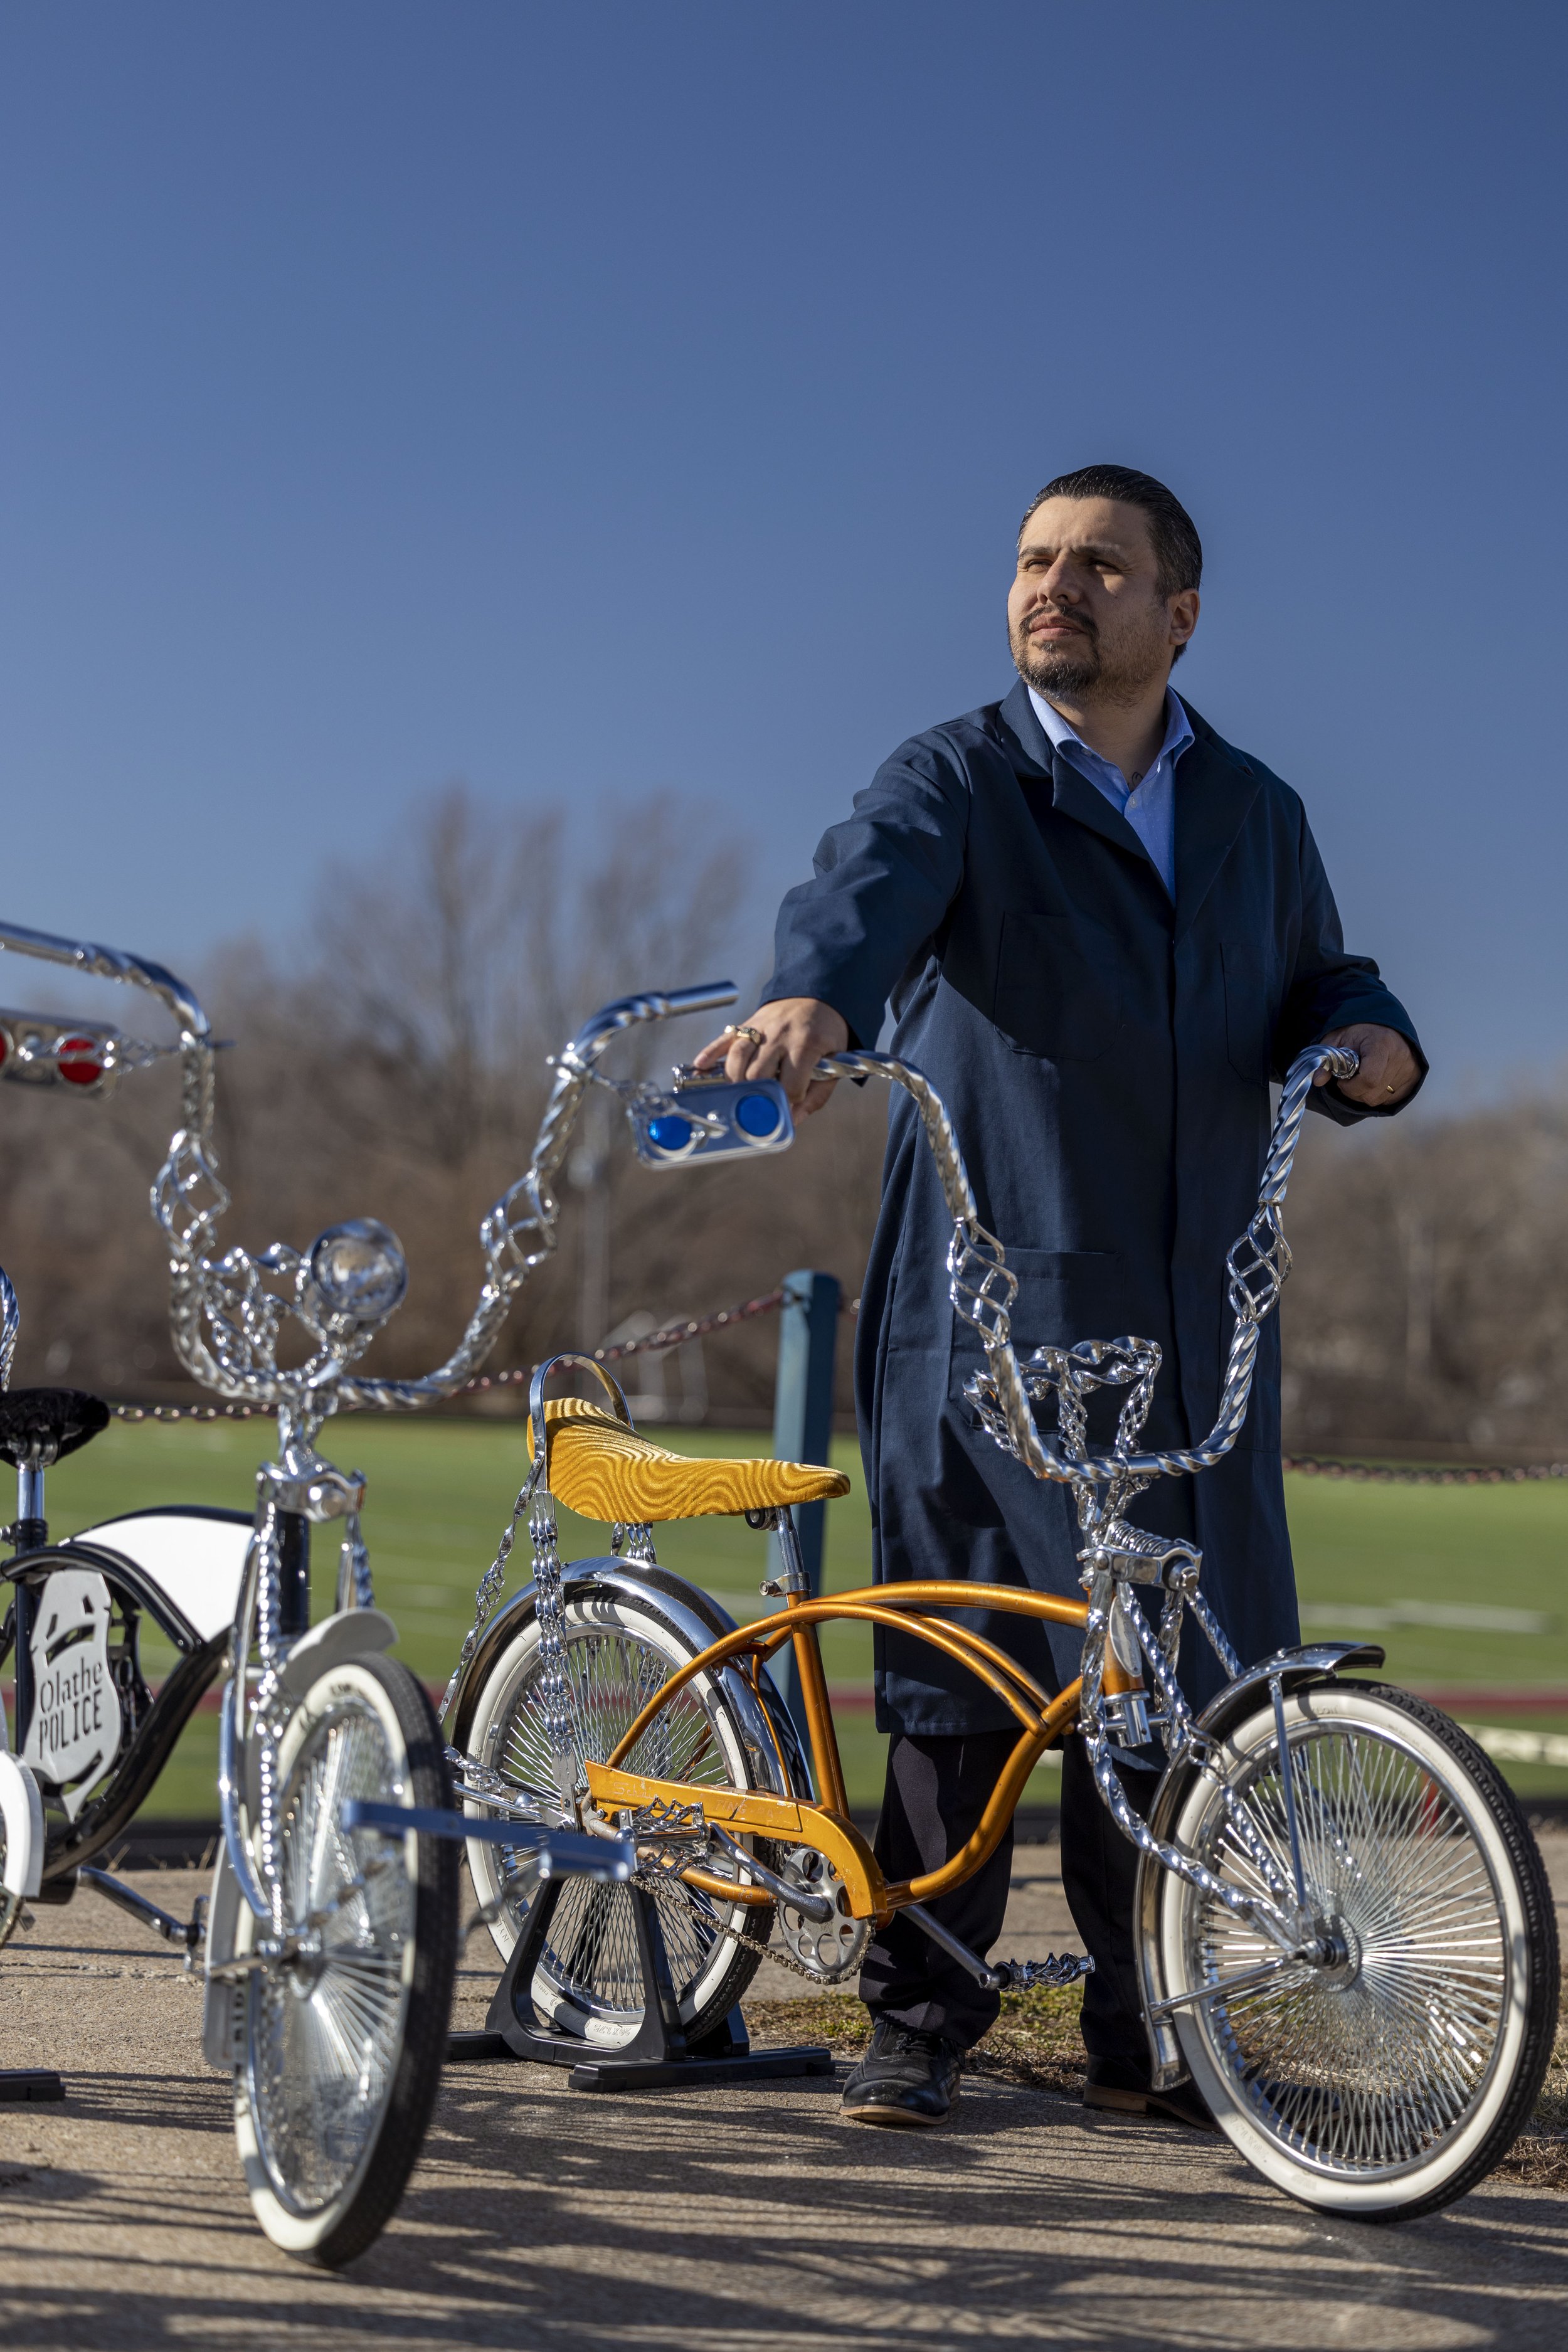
[13,1445,48,1556]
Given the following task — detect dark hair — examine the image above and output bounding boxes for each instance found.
[1018,464,1202,599]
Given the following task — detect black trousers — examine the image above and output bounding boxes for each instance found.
[858,1727,1154,2057]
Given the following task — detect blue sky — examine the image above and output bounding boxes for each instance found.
[3,3,1564,1094]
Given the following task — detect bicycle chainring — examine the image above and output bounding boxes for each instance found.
[773,1845,869,1984]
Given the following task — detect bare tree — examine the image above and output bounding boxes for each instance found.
[14,797,1562,1459]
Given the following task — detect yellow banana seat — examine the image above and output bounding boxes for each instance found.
[528,1397,850,1525]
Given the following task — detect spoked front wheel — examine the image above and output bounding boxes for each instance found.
[232,1654,458,2266]
[1155,1680,1558,2218]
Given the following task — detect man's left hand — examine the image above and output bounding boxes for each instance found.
[1314,1024,1421,1106]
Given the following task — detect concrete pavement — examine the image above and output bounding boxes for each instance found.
[1,1845,1565,2349]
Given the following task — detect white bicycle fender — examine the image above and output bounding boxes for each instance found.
[0,1753,45,1899]
[279,1608,399,1697]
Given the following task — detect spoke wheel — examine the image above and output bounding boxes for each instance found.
[1157,1682,1557,2217]
[464,1584,773,2046]
[233,1654,457,2266]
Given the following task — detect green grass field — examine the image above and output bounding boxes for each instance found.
[16,1417,1568,1812]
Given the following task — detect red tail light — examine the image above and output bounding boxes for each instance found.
[56,1036,105,1087]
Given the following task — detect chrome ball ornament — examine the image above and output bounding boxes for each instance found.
[308,1219,409,1327]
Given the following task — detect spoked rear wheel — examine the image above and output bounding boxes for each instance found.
[233,1654,458,2266]
[464,1582,773,2047]
[1157,1681,1558,2217]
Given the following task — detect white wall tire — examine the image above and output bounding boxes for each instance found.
[464,1582,772,2047]
[231,1654,457,2265]
[1156,1682,1558,2218]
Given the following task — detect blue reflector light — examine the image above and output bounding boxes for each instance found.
[734,1092,781,1138]
[647,1114,694,1151]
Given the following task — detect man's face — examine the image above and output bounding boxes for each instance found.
[1007,495,1197,703]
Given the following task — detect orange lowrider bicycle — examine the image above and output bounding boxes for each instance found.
[443,1033,1559,2221]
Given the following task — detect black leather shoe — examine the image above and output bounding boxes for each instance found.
[840,2020,964,2128]
[1083,2055,1217,2131]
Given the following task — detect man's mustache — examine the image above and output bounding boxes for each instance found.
[1022,602,1098,642]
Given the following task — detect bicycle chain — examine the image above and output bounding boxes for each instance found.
[704,1905,866,1987]
[636,1844,867,1986]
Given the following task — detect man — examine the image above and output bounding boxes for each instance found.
[695,464,1424,2130]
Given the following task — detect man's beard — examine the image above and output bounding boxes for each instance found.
[1010,625,1100,696]
[1009,608,1168,706]
[1009,614,1101,698]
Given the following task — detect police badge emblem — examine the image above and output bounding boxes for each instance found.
[19,1569,124,1820]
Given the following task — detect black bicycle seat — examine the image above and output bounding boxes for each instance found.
[0,1387,111,1468]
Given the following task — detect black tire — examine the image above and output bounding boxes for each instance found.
[233,1653,458,2267]
[1155,1679,1559,2219]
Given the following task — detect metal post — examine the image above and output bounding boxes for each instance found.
[770,1270,840,1741]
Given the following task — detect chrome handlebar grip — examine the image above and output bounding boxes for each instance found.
[812,1041,1358,1492]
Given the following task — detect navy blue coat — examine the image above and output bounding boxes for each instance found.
[763,682,1425,1734]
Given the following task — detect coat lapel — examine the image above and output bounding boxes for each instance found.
[997,679,1158,873]
[1170,708,1260,938]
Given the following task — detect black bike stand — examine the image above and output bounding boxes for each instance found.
[447,1873,834,2093]
[0,2070,64,2102]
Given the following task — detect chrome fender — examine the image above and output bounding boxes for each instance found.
[1135,1641,1387,2087]
[445,1556,812,1804]
[280,1607,399,1696]
[201,1836,245,2070]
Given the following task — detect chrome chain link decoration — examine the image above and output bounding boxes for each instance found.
[247,1499,289,1925]
[526,1484,580,1821]
[437,1481,530,1720]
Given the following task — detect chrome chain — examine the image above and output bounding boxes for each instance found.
[248,1499,287,1927]
[438,1476,532,1720]
[527,1487,578,1818]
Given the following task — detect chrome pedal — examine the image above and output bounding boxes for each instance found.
[628,1798,709,1843]
[995,1952,1095,1989]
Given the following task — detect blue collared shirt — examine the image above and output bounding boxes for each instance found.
[1027,684,1193,897]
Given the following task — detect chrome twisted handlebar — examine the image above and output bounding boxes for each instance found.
[814,1041,1356,1496]
[331,982,737,1412]
[158,982,747,1417]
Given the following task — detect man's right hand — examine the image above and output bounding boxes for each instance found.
[691,997,849,1116]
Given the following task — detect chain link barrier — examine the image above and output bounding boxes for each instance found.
[103,1289,1568,1485]
[105,1281,869,1422]
[1281,1454,1568,1485]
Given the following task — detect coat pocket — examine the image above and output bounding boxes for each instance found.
[1222,939,1272,1083]
[992,911,1122,1062]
